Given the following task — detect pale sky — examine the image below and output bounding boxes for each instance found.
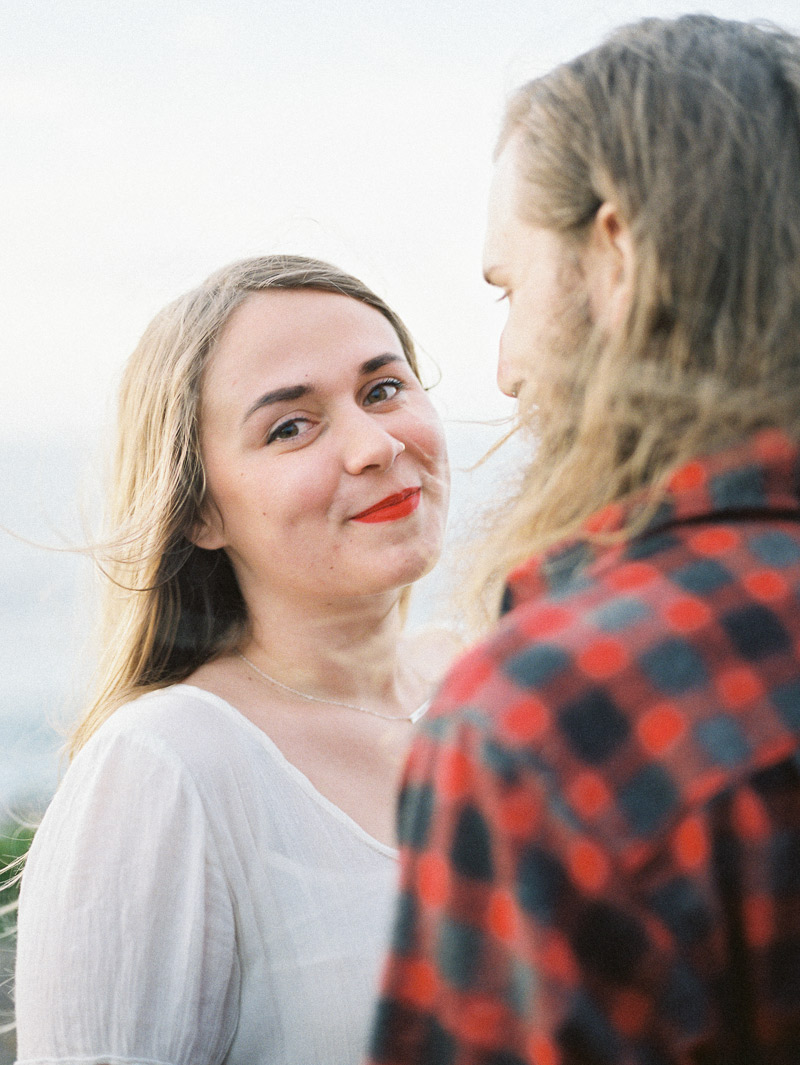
[2,0,800,448]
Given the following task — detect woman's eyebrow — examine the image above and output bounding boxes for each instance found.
[360,353,404,374]
[242,354,405,425]
[243,384,311,425]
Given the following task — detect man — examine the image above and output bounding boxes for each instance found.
[369,15,800,1065]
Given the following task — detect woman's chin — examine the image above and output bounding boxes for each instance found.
[343,545,442,602]
[387,544,444,592]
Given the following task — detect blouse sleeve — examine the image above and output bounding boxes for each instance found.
[14,724,240,1065]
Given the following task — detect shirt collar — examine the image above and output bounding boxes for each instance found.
[503,429,800,615]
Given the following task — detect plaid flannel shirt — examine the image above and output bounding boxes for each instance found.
[369,429,800,1065]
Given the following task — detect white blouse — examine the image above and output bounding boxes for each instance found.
[15,684,402,1065]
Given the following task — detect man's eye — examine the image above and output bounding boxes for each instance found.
[365,379,403,405]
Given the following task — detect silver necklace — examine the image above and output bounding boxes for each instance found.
[237,652,430,723]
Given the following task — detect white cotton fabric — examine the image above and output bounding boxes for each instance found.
[14,684,402,1065]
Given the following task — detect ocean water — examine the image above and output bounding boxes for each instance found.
[0,422,523,813]
[0,439,98,814]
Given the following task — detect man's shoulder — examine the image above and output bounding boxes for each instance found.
[426,518,800,862]
[491,512,800,665]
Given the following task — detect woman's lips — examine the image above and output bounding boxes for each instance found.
[351,487,421,523]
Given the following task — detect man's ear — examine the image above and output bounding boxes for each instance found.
[188,503,227,551]
[583,201,635,333]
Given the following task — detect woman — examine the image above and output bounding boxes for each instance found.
[14,255,453,1065]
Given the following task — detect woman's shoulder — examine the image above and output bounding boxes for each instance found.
[106,681,226,730]
[69,683,251,788]
[29,690,225,867]
[92,682,225,744]
[37,684,258,851]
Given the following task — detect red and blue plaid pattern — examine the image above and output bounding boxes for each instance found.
[369,430,800,1065]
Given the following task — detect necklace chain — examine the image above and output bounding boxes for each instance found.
[237,652,429,723]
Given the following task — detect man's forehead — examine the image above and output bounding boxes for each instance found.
[483,134,538,281]
[484,141,520,270]
[490,136,525,214]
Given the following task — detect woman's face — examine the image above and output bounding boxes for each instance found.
[195,289,449,610]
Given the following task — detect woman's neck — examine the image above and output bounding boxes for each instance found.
[241,590,416,712]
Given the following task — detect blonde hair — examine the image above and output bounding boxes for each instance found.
[472,15,800,623]
[69,255,422,757]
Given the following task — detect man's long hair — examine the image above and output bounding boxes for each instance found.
[474,15,800,622]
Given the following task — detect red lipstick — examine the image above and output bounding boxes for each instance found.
[352,487,421,523]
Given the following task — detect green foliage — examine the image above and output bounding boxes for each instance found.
[0,826,35,933]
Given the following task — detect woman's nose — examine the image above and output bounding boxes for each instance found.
[340,413,405,475]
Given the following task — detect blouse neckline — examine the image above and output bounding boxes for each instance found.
[172,683,410,860]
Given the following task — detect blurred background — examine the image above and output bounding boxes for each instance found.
[2,0,800,1048]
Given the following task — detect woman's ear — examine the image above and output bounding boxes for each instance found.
[582,201,635,333]
[188,503,227,551]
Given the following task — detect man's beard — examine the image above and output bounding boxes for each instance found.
[520,271,595,445]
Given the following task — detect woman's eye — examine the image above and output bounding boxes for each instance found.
[267,418,309,444]
[364,378,404,405]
